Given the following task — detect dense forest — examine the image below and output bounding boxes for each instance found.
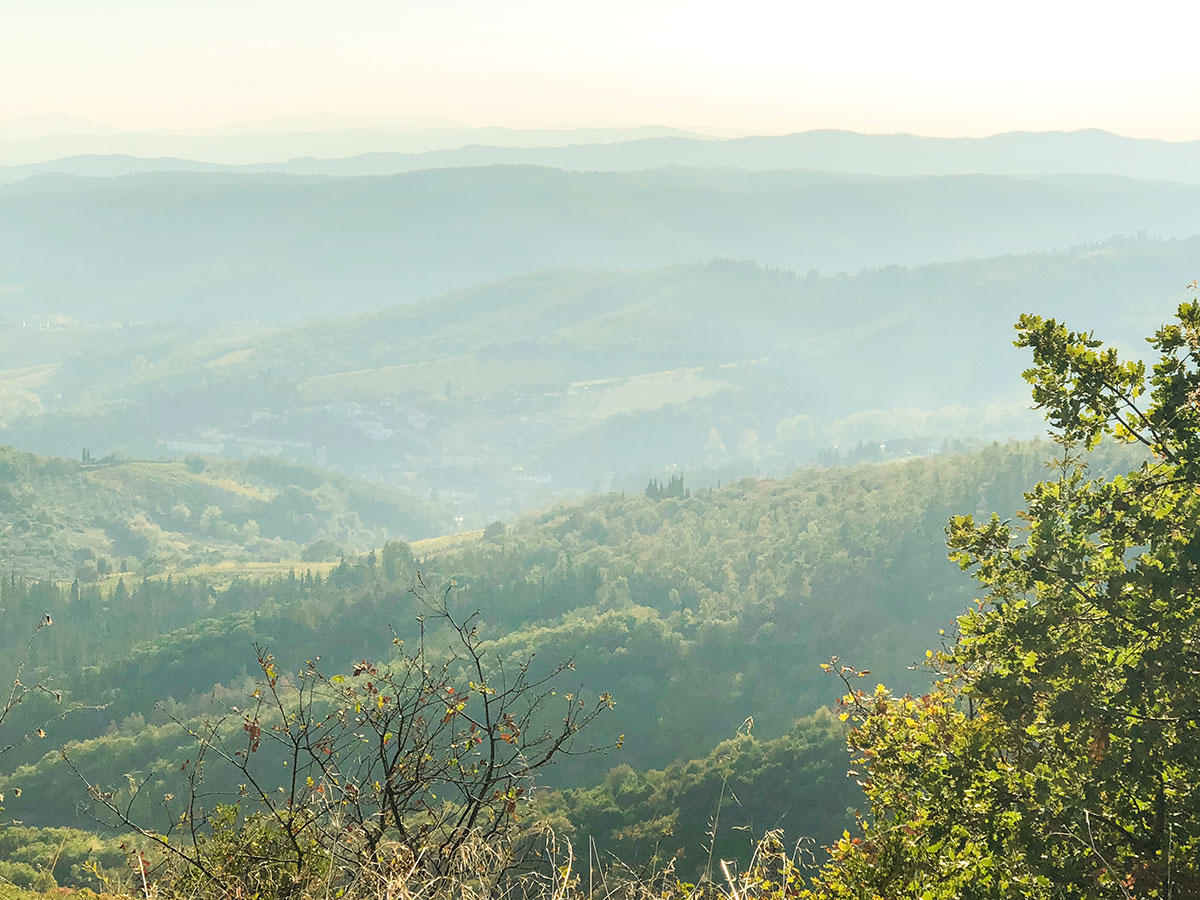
[0,429,1151,892]
[3,98,1199,898]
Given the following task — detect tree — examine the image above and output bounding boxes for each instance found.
[807,303,1200,898]
[380,539,412,580]
[67,575,615,897]
[0,613,98,787]
[301,537,343,562]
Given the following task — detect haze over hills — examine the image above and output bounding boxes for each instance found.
[1,235,1192,523]
[2,165,1198,327]
[0,105,1196,888]
[0,125,1196,892]
[10,0,1200,885]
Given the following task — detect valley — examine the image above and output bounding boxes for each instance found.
[0,108,1195,895]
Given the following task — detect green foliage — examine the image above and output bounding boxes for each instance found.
[0,441,1135,834]
[807,305,1200,898]
[427,440,1138,784]
[65,581,613,899]
[300,537,343,561]
[0,825,125,891]
[153,805,328,900]
[645,473,688,500]
[0,446,447,579]
[541,709,855,877]
[0,425,1151,896]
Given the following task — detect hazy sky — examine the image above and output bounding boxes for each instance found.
[5,0,1200,139]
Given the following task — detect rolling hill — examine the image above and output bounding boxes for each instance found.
[2,165,1198,325]
[1,235,1192,521]
[0,445,449,580]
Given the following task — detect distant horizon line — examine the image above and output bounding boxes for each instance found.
[2,115,1198,146]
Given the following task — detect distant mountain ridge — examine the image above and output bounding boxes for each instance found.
[6,129,1200,182]
[3,164,1199,326]
[0,123,707,168]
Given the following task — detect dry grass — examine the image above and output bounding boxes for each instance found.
[80,526,483,593]
[186,472,276,502]
[0,363,58,389]
[411,530,485,556]
[93,559,338,593]
[86,829,813,900]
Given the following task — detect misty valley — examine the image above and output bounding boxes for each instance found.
[0,120,1198,898]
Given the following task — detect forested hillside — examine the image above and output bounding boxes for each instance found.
[9,1,1200,892]
[539,709,857,874]
[0,441,1134,843]
[0,445,448,579]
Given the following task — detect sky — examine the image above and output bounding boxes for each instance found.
[4,0,1200,140]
